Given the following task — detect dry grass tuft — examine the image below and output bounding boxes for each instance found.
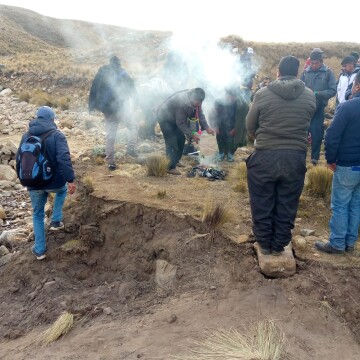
[36,312,74,346]
[82,176,94,194]
[306,166,333,198]
[61,239,88,254]
[157,189,167,199]
[146,155,170,177]
[173,319,288,360]
[232,162,248,193]
[202,199,233,241]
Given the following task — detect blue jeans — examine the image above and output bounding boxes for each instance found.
[29,185,68,256]
[329,166,360,250]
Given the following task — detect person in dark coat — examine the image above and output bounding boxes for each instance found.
[246,56,316,256]
[89,55,137,170]
[17,106,76,260]
[209,87,249,162]
[157,88,215,175]
[315,72,360,254]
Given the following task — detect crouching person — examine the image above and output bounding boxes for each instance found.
[16,106,76,260]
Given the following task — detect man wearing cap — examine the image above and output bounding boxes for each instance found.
[17,106,76,260]
[300,50,337,165]
[89,55,138,171]
[337,56,358,104]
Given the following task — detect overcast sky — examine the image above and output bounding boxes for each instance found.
[0,0,358,44]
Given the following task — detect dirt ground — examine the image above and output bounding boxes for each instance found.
[1,134,360,359]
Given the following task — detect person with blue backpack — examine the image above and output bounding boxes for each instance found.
[16,106,76,260]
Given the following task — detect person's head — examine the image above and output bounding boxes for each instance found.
[189,88,205,106]
[224,86,239,102]
[36,106,56,121]
[110,55,121,67]
[350,52,359,62]
[309,51,323,71]
[351,71,360,96]
[341,56,356,74]
[261,76,271,87]
[278,56,300,77]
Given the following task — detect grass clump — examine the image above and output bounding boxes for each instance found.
[82,176,94,194]
[61,239,87,254]
[306,166,333,198]
[173,319,287,360]
[157,189,167,199]
[36,312,74,346]
[202,199,233,241]
[146,155,170,177]
[232,162,248,193]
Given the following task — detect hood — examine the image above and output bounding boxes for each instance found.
[28,118,57,136]
[267,77,305,100]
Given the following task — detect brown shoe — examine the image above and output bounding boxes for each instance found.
[168,168,181,175]
[176,162,185,168]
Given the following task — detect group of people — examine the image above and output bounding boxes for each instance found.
[16,48,360,262]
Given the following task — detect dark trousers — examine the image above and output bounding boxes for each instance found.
[309,107,325,161]
[159,120,185,169]
[246,149,306,251]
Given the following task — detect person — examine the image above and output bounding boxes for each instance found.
[337,56,358,104]
[250,76,270,101]
[303,48,324,70]
[350,52,360,69]
[315,72,360,254]
[300,50,337,165]
[157,88,215,175]
[88,55,137,171]
[17,106,76,260]
[238,47,257,103]
[209,87,249,162]
[246,56,316,255]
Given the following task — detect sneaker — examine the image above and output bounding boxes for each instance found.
[176,162,186,168]
[108,164,117,171]
[168,168,181,175]
[32,249,46,260]
[315,241,344,254]
[227,153,234,162]
[126,148,139,158]
[216,153,225,162]
[311,159,318,166]
[49,221,64,231]
[346,245,355,253]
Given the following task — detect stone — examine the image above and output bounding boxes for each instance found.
[300,229,315,236]
[0,164,17,181]
[253,242,296,278]
[0,245,9,256]
[0,205,6,220]
[292,235,307,250]
[236,234,249,244]
[155,259,177,288]
[0,253,13,267]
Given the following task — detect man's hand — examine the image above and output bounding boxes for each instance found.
[229,128,235,137]
[327,163,336,172]
[206,128,215,136]
[192,134,200,144]
[68,182,76,194]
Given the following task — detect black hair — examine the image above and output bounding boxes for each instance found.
[190,88,205,102]
[350,52,359,62]
[278,56,300,77]
[355,71,360,85]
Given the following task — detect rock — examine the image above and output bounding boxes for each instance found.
[0,88,12,96]
[155,259,177,288]
[4,140,18,154]
[0,245,9,256]
[236,234,249,244]
[167,314,177,323]
[103,307,113,315]
[292,235,307,250]
[0,165,17,181]
[300,229,315,236]
[0,253,13,267]
[253,242,296,278]
[0,229,28,243]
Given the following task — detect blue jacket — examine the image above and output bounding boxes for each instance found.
[300,64,337,109]
[19,118,75,190]
[325,93,360,166]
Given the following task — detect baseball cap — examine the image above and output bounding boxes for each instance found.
[36,106,56,121]
[311,48,324,53]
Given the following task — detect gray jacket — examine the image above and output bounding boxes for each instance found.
[246,76,316,151]
[157,90,209,138]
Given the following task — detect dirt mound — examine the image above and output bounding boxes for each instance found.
[1,186,360,359]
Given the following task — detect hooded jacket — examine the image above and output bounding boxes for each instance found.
[18,118,75,190]
[246,76,316,151]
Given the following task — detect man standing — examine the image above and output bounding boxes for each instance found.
[300,50,337,165]
[89,55,137,171]
[337,56,358,104]
[17,106,76,260]
[246,56,316,255]
[157,88,214,175]
[315,72,360,254]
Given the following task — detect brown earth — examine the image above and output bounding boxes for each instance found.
[0,134,360,359]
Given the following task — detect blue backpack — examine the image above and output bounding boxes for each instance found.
[16,130,56,187]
